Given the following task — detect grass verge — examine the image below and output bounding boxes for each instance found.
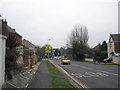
[45,60,61,75]
[52,77,75,88]
[100,63,120,66]
[45,60,76,88]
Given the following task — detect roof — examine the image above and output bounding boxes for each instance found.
[22,39,35,49]
[110,34,120,42]
[109,34,120,53]
[93,43,101,51]
[7,26,16,33]
[7,25,22,38]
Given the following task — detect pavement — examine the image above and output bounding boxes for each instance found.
[2,59,84,89]
[2,61,41,89]
[27,60,81,88]
[28,60,52,88]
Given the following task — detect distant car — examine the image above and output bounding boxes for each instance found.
[103,57,113,64]
[61,58,71,65]
[54,56,62,60]
[54,57,59,60]
[114,53,120,57]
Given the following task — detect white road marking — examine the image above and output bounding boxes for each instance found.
[71,71,110,78]
[85,72,99,77]
[96,72,109,76]
[100,71,118,76]
[73,65,93,70]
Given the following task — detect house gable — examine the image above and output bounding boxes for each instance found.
[108,34,120,53]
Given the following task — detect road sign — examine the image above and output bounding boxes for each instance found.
[45,45,52,53]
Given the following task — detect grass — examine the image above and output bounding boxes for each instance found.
[45,60,76,89]
[52,77,75,88]
[45,60,61,75]
[100,63,120,66]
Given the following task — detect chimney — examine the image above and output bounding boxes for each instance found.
[2,19,8,36]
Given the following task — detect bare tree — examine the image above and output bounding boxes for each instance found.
[67,25,89,61]
[69,25,89,46]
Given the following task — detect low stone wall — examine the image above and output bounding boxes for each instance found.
[113,56,120,64]
[85,58,93,62]
[2,62,41,88]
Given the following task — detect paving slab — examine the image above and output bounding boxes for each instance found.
[28,61,52,88]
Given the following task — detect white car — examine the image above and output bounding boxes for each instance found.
[114,53,120,57]
[61,58,71,65]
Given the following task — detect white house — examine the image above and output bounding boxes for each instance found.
[107,34,120,64]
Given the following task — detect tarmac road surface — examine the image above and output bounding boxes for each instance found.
[52,59,119,88]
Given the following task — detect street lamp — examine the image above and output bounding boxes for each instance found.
[47,39,51,45]
[47,39,51,60]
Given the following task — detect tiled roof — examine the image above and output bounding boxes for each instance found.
[7,25,22,38]
[22,39,35,49]
[7,26,16,33]
[110,34,120,53]
[93,43,101,51]
[110,34,120,42]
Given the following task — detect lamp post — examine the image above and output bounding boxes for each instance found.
[47,39,51,60]
[47,39,51,45]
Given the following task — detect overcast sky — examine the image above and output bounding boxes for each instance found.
[0,0,119,48]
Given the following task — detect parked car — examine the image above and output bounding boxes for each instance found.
[114,53,120,57]
[54,56,59,60]
[54,56,62,60]
[61,58,71,65]
[103,57,113,64]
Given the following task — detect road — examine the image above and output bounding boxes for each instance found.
[52,59,119,88]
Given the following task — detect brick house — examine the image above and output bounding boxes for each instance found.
[107,34,120,64]
[22,39,37,69]
[93,43,101,52]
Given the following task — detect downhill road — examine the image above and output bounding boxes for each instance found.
[52,59,119,88]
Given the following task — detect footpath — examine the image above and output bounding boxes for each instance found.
[2,61,41,89]
[28,60,52,88]
[2,60,84,89]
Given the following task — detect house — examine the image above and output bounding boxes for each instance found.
[0,18,23,83]
[93,43,101,52]
[6,26,23,66]
[107,34,120,64]
[22,39,37,69]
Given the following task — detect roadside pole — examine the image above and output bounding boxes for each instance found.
[48,53,49,60]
